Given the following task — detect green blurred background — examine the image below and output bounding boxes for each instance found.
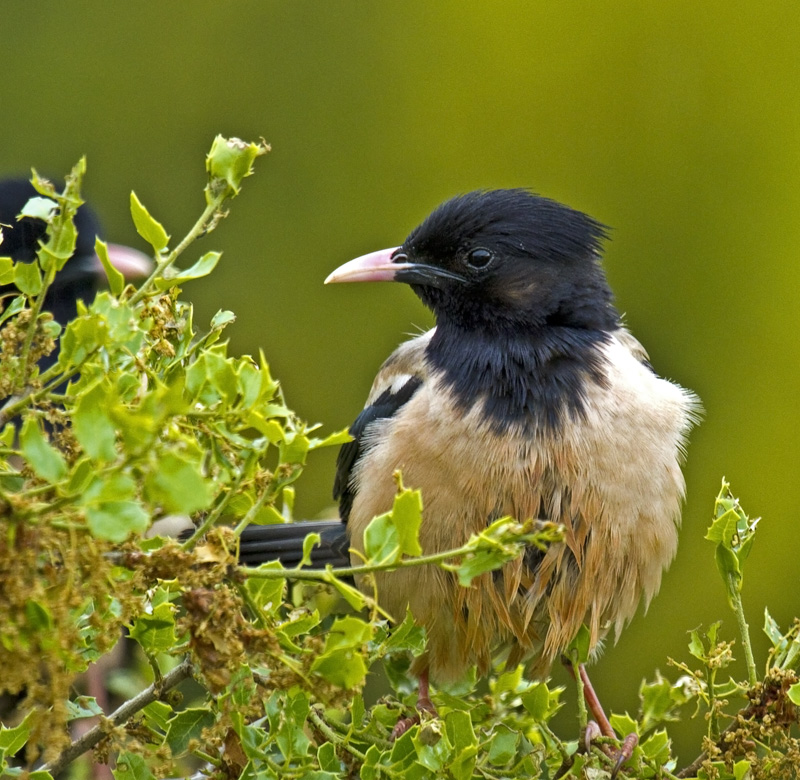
[4,0,798,761]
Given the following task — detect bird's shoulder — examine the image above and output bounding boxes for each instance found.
[333,329,434,523]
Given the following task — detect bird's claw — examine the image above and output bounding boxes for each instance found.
[583,720,602,753]
[610,733,638,778]
[390,696,438,741]
[582,721,637,777]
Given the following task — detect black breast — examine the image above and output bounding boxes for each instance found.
[425,323,611,434]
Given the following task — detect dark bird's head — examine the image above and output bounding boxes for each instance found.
[326,189,620,335]
[0,178,151,326]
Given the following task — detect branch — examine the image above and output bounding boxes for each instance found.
[41,657,194,777]
[676,705,754,778]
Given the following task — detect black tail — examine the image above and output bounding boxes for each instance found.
[237,520,350,569]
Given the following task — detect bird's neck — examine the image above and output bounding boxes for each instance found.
[426,319,612,434]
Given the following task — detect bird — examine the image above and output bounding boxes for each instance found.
[0,177,152,367]
[237,188,699,752]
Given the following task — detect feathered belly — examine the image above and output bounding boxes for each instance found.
[348,344,697,683]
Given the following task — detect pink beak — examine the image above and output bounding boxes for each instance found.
[325,247,413,284]
[92,242,153,280]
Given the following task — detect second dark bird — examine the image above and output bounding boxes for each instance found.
[0,177,151,371]
[239,188,700,738]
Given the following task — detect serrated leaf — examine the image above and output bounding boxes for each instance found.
[66,696,104,721]
[311,648,367,688]
[14,259,42,296]
[20,417,67,483]
[640,729,670,763]
[143,451,211,514]
[609,712,639,738]
[86,500,149,542]
[130,191,169,252]
[521,682,550,721]
[129,601,177,654]
[114,750,157,780]
[245,561,285,613]
[363,510,400,566]
[487,723,518,765]
[391,487,423,556]
[165,708,215,755]
[0,709,36,757]
[73,382,117,462]
[322,616,372,652]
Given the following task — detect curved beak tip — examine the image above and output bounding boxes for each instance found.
[324,246,403,285]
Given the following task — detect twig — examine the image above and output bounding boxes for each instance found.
[676,706,754,778]
[41,657,194,777]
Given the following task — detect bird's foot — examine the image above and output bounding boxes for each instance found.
[582,721,638,777]
[390,695,438,741]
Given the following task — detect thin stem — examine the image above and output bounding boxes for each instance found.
[307,707,405,780]
[181,467,249,551]
[41,657,194,777]
[729,573,758,687]
[129,196,223,306]
[242,539,487,582]
[572,656,588,731]
[18,266,56,390]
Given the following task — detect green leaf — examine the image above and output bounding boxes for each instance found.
[363,510,401,566]
[609,712,639,738]
[19,196,57,221]
[487,723,518,766]
[155,251,220,290]
[210,309,236,330]
[317,741,340,772]
[445,710,478,780]
[142,701,173,732]
[95,238,125,296]
[311,648,367,689]
[566,624,591,665]
[0,257,15,285]
[73,382,117,462]
[0,709,36,758]
[129,601,177,655]
[787,682,800,706]
[640,729,670,763]
[391,487,423,556]
[143,451,212,514]
[245,562,286,613]
[322,616,372,652]
[20,417,67,483]
[520,682,551,721]
[308,428,352,450]
[0,294,25,325]
[14,259,42,296]
[130,191,169,252]
[86,500,149,542]
[114,750,157,780]
[66,696,104,720]
[205,135,268,202]
[165,708,215,755]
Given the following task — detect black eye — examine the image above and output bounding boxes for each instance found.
[465,247,493,269]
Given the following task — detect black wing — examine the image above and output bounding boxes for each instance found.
[238,520,350,568]
[334,375,423,524]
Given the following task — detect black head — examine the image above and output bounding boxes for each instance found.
[0,178,104,325]
[395,189,619,333]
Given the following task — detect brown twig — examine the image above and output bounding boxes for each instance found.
[41,657,194,777]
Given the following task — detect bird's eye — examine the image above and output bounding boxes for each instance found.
[465,248,493,269]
